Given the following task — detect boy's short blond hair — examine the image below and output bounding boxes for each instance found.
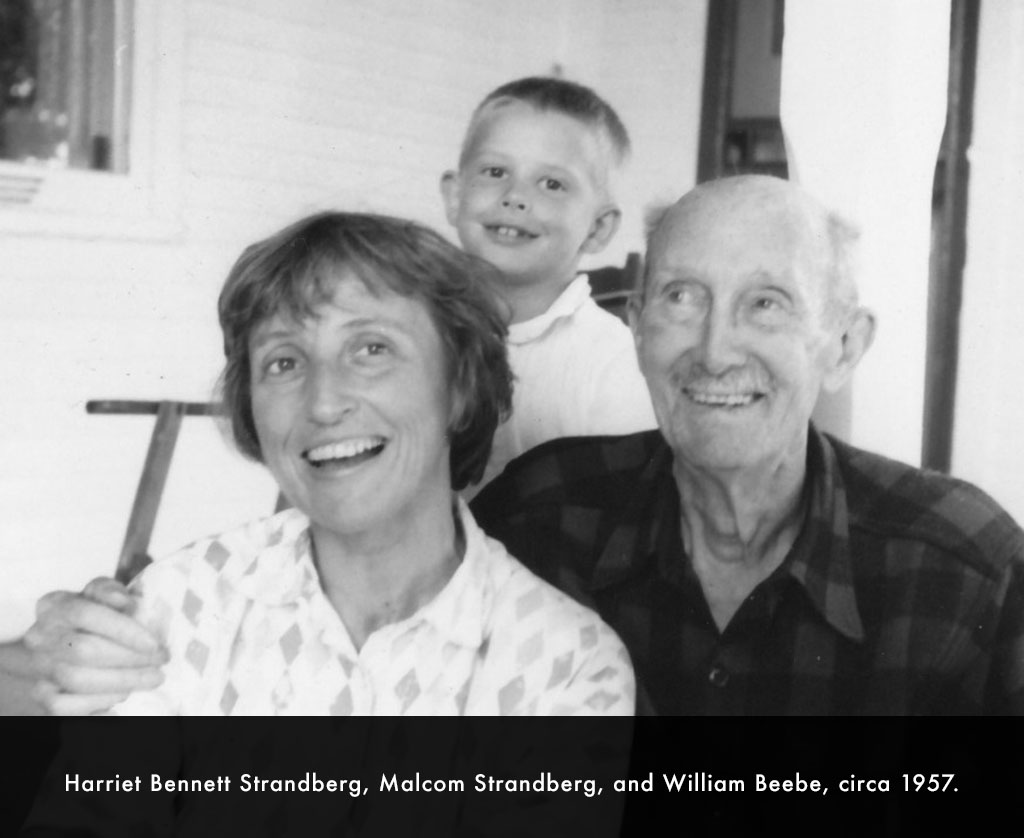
[459,76,631,184]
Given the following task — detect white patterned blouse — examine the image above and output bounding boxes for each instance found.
[111,500,635,716]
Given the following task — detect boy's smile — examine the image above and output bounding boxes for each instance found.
[442,101,620,314]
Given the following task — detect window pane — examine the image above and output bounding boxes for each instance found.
[0,0,132,172]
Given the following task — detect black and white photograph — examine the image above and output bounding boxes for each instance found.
[1,0,1022,834]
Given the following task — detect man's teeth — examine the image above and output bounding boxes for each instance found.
[686,391,758,407]
[306,438,385,462]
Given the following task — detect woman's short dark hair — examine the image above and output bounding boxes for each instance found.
[218,211,514,492]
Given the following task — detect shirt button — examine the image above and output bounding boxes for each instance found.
[708,665,730,688]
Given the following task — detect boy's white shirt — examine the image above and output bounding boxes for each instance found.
[468,274,657,496]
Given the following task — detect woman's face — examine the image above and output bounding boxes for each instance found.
[248,270,454,542]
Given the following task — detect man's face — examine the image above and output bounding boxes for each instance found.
[442,102,615,289]
[633,187,843,474]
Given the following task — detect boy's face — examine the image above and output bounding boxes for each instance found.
[442,102,620,290]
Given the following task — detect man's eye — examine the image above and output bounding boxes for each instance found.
[749,293,790,321]
[665,286,697,306]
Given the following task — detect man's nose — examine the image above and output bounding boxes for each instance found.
[697,308,745,374]
[305,363,358,424]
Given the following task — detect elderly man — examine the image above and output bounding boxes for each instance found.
[11,176,1024,715]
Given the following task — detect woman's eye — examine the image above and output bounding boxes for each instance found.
[265,356,299,377]
[355,340,391,359]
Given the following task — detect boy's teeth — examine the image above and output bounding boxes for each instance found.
[491,225,533,239]
[306,438,385,462]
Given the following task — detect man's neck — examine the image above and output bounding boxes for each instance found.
[674,455,808,632]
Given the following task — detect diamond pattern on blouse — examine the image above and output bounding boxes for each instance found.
[584,690,620,712]
[395,669,422,713]
[220,681,238,715]
[115,505,634,717]
[580,623,598,650]
[272,673,293,709]
[547,651,573,689]
[498,674,525,715]
[279,624,302,664]
[185,638,209,674]
[517,630,543,668]
[516,586,544,619]
[588,665,619,683]
[330,685,353,716]
[205,540,229,571]
[182,589,203,626]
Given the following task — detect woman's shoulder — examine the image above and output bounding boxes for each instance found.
[468,514,626,658]
[134,509,310,596]
[470,528,635,715]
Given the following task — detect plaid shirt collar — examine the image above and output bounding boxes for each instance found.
[590,425,866,642]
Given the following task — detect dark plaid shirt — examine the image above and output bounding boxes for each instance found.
[470,426,1024,716]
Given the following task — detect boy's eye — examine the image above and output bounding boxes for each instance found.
[541,177,566,192]
[481,166,506,179]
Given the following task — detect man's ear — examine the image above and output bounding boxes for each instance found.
[822,307,877,394]
[579,205,622,255]
[627,292,645,350]
[440,171,461,227]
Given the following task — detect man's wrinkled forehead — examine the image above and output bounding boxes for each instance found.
[645,179,831,284]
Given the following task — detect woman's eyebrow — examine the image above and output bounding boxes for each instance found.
[249,326,297,352]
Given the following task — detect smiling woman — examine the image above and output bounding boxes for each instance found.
[94,211,634,717]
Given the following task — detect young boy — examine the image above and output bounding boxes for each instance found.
[440,77,656,492]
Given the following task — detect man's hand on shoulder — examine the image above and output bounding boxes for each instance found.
[24,577,167,715]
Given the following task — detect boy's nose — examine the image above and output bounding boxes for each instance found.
[500,180,529,211]
[501,195,527,211]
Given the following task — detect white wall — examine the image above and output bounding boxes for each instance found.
[952,0,1024,523]
[0,0,707,638]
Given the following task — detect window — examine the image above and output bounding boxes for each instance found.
[0,0,182,238]
[2,0,132,174]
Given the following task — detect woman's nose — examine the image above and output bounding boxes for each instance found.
[305,365,358,424]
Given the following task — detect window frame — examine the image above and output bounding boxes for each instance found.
[0,0,183,240]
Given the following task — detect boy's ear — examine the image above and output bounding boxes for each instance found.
[822,307,877,394]
[440,171,461,226]
[579,205,621,255]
